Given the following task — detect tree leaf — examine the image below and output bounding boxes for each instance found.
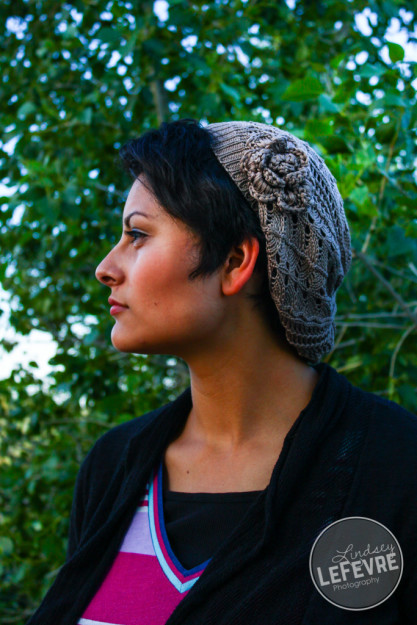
[17,102,37,120]
[387,42,405,63]
[97,27,122,44]
[281,75,324,101]
[358,63,387,78]
[219,82,241,102]
[0,536,14,556]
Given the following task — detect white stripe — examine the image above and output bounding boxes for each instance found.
[78,618,123,625]
[119,506,154,555]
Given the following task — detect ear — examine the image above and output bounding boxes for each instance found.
[221,237,260,296]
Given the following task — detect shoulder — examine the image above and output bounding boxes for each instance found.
[81,401,169,482]
[72,403,171,506]
[340,382,417,603]
[340,373,417,474]
[75,384,191,490]
[69,399,175,529]
[90,403,166,458]
[319,363,417,445]
[322,363,417,474]
[66,399,179,557]
[346,377,417,440]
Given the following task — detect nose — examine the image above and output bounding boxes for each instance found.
[95,247,124,287]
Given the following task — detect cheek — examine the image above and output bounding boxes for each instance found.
[135,252,221,326]
[173,278,224,336]
[131,241,195,297]
[131,252,189,302]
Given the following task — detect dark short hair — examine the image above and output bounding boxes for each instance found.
[119,118,287,342]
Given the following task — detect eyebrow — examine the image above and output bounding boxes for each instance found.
[123,211,154,228]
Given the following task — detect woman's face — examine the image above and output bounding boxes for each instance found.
[95,177,225,356]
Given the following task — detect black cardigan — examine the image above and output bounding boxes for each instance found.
[27,363,417,624]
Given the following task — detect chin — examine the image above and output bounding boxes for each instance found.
[110,326,141,353]
[110,327,165,355]
[111,336,149,354]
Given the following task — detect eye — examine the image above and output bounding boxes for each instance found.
[124,229,147,244]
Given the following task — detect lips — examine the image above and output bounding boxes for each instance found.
[108,297,128,315]
[108,297,127,307]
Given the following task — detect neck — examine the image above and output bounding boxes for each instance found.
[177,314,320,453]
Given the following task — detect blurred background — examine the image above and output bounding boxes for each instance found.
[1,0,417,621]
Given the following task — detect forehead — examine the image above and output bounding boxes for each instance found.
[121,178,200,249]
[122,178,163,220]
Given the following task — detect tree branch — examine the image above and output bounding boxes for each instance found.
[353,250,417,326]
[334,322,406,329]
[360,120,401,254]
[388,324,417,395]
[150,77,169,124]
[335,311,411,320]
[371,259,417,285]
[92,183,125,199]
[323,324,348,362]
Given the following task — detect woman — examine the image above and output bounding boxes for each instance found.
[28,119,417,624]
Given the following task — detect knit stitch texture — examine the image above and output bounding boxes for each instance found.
[207,121,352,363]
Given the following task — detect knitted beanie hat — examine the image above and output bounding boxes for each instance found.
[207,121,352,364]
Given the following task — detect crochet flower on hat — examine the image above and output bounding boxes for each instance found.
[240,131,312,212]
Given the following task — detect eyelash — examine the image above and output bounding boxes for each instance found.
[125,229,147,243]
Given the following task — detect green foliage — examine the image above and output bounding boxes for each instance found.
[1,0,417,621]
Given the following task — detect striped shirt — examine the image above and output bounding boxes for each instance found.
[78,460,210,625]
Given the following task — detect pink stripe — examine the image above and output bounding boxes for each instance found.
[82,552,187,625]
[152,470,203,583]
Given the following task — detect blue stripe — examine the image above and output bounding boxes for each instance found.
[148,461,210,593]
[157,459,211,576]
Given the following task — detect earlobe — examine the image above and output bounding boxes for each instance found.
[221,238,260,296]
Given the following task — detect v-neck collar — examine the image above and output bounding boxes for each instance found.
[148,460,211,593]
